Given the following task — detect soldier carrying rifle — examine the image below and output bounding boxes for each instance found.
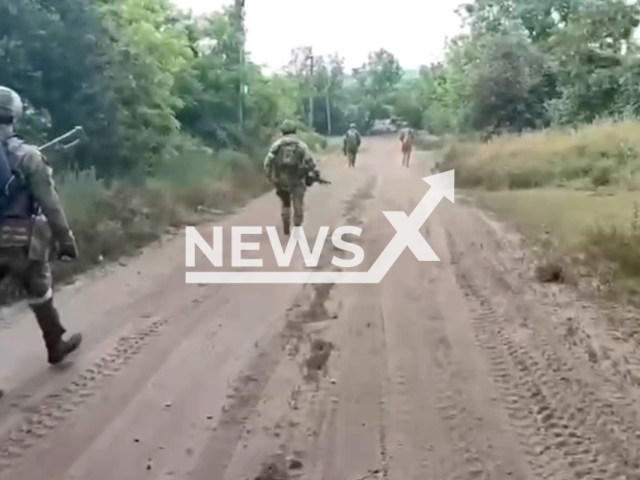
[0,86,83,396]
[264,120,330,236]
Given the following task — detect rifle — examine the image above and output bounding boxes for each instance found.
[38,126,87,153]
[305,169,331,187]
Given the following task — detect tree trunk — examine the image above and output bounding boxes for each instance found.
[325,92,332,135]
[308,52,314,128]
[234,0,245,126]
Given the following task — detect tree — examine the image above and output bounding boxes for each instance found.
[352,49,403,121]
[285,46,315,127]
[413,0,640,133]
[467,33,548,133]
[0,0,323,181]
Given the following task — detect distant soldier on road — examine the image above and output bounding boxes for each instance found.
[0,86,81,392]
[399,124,415,168]
[343,123,361,168]
[264,120,326,235]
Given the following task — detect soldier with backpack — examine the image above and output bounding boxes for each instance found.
[343,123,361,168]
[0,86,81,392]
[264,120,328,235]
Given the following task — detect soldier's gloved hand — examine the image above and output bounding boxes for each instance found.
[57,235,78,261]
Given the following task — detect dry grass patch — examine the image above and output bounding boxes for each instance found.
[438,120,640,299]
[474,189,640,298]
[414,133,445,151]
[439,119,640,191]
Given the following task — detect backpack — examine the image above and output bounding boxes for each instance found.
[345,129,360,150]
[401,128,414,143]
[0,137,26,216]
[275,138,305,170]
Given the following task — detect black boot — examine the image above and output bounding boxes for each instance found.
[30,298,82,365]
[282,216,290,235]
[282,208,291,235]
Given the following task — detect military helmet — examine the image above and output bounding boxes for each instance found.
[0,86,23,120]
[280,119,297,134]
[349,123,356,128]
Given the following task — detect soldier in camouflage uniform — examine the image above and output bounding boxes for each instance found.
[343,123,361,168]
[399,124,415,168]
[0,87,81,385]
[264,120,321,235]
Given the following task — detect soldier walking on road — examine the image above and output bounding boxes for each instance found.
[400,124,415,168]
[0,87,82,395]
[343,123,361,168]
[264,120,325,235]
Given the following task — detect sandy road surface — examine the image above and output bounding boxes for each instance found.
[1,137,640,479]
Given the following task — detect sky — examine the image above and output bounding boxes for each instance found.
[171,0,468,73]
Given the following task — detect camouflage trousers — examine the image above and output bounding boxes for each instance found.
[276,186,305,232]
[0,250,53,305]
[401,141,413,167]
[346,149,358,167]
[0,249,71,351]
[0,221,79,367]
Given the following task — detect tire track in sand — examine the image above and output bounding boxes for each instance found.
[382,282,451,480]
[382,242,529,479]
[447,229,640,480]
[0,283,229,478]
[232,171,384,480]
[0,316,171,472]
[188,172,382,479]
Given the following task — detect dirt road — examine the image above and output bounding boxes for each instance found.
[1,137,640,479]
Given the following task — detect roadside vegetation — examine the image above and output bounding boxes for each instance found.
[438,122,640,299]
[386,0,640,300]
[0,0,416,297]
[9,0,640,301]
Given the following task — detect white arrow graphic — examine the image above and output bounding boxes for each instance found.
[186,169,455,284]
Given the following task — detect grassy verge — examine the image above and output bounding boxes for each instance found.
[439,119,640,191]
[0,132,327,303]
[54,149,267,281]
[323,136,345,153]
[414,132,446,151]
[297,130,328,152]
[436,119,640,300]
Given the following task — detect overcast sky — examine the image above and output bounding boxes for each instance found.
[171,0,467,72]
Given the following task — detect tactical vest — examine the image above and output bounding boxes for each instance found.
[2,137,37,219]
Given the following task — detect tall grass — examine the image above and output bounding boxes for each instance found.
[439,119,640,297]
[439,119,640,191]
[49,145,269,284]
[413,133,446,151]
[297,130,328,152]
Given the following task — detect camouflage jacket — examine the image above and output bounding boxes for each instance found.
[0,126,75,259]
[400,128,415,144]
[343,128,361,152]
[264,135,318,191]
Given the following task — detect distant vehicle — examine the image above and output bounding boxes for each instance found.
[368,119,398,135]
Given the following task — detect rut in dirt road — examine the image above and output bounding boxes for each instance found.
[0,137,639,479]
